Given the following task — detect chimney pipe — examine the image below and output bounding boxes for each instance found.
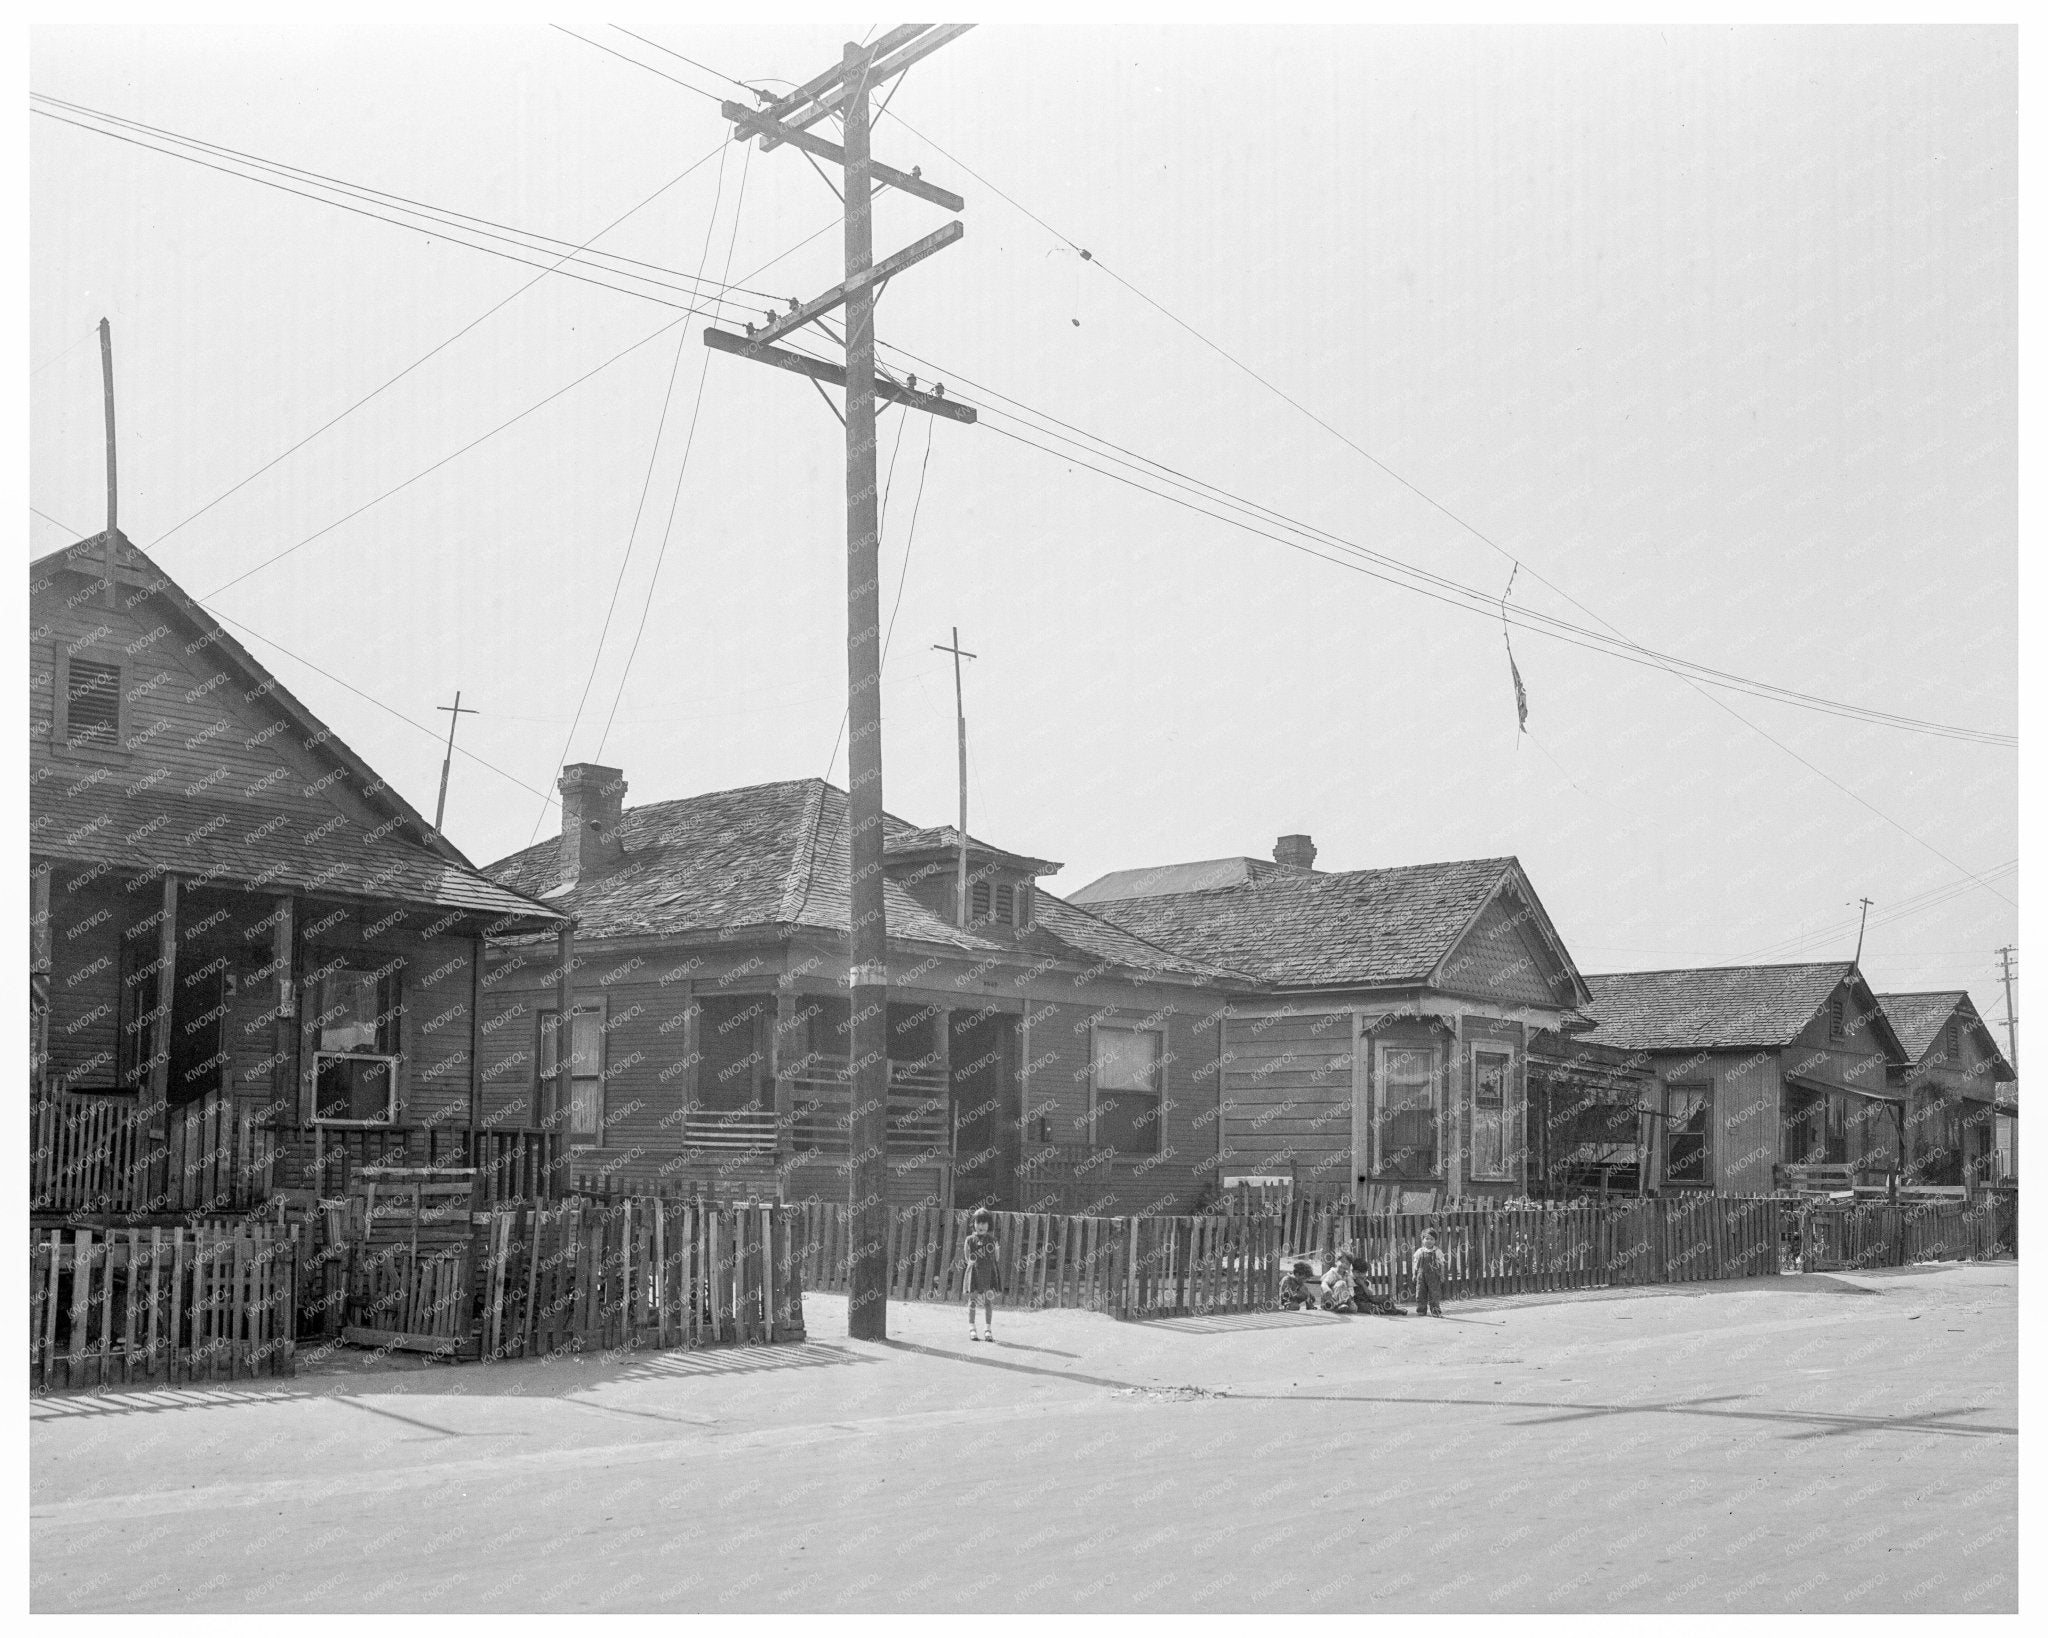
[558,763,628,885]
[1274,834,1317,871]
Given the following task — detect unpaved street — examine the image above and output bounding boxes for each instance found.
[30,1261,2015,1613]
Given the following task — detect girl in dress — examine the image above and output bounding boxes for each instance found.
[964,1208,1002,1340]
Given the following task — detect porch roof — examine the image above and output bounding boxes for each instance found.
[33,782,558,927]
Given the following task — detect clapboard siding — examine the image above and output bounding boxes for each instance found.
[1220,1009,1354,1185]
[32,588,390,833]
[44,873,128,1088]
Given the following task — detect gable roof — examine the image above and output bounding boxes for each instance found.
[1071,856,1310,902]
[1074,855,1589,1005]
[483,778,1238,982]
[1580,962,1907,1059]
[1878,991,2017,1079]
[30,533,562,929]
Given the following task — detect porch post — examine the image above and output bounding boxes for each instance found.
[553,919,575,1194]
[145,872,179,1209]
[774,982,799,1163]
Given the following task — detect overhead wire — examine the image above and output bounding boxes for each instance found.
[609,27,759,98]
[872,108,2018,904]
[525,141,734,846]
[549,26,728,102]
[594,141,755,760]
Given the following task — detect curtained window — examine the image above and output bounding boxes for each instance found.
[1373,1042,1440,1179]
[1665,1082,1712,1184]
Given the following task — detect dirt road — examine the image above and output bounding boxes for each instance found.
[29,1260,2015,1612]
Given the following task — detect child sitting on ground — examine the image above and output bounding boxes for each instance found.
[1411,1230,1447,1317]
[1278,1260,1318,1311]
[1319,1251,1358,1312]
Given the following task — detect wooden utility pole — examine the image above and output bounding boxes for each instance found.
[99,317,117,608]
[933,627,977,921]
[1852,897,1873,966]
[433,691,479,835]
[1996,945,2019,1072]
[706,24,975,1343]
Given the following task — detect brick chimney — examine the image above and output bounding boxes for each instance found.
[1273,833,1317,870]
[558,763,628,884]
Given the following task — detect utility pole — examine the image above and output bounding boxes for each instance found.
[933,627,977,921]
[433,691,478,836]
[1852,897,1873,966]
[99,316,117,609]
[706,25,975,1342]
[1996,945,2019,1072]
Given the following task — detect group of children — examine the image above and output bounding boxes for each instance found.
[1278,1230,1449,1318]
[958,1208,1450,1337]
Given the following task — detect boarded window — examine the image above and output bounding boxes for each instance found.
[1373,1043,1440,1179]
[539,1004,605,1144]
[969,880,992,923]
[994,883,1015,924]
[1470,1048,1513,1179]
[1665,1082,1711,1184]
[64,658,121,748]
[1093,1025,1161,1155]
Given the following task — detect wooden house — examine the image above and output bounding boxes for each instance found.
[476,766,1242,1214]
[30,533,565,1217]
[1876,991,2016,1188]
[1071,836,1594,1204]
[1575,962,1909,1193]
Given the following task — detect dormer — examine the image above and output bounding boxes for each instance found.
[883,826,1060,930]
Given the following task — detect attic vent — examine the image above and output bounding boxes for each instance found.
[64,659,121,748]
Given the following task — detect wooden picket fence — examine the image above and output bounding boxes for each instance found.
[30,1224,297,1391]
[474,1198,805,1361]
[30,1090,280,1217]
[1802,1196,2017,1272]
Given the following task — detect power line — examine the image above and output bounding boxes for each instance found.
[595,142,755,761]
[550,25,727,102]
[608,27,758,98]
[526,143,732,845]
[874,109,2018,903]
[31,506,82,537]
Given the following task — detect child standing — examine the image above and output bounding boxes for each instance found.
[1411,1230,1447,1317]
[963,1207,1002,1341]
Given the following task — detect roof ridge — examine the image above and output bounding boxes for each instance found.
[780,777,832,927]
[1588,959,1853,980]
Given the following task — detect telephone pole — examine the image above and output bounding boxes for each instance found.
[933,627,976,921]
[1852,897,1873,966]
[706,25,975,1342]
[433,691,478,835]
[1996,945,2018,1072]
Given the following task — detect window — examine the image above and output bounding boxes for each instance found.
[1665,1082,1712,1185]
[1092,1025,1162,1155]
[1826,991,1846,1042]
[1470,1048,1514,1180]
[968,878,1032,928]
[995,883,1015,924]
[58,655,122,749]
[1944,1019,1961,1059]
[1373,1043,1440,1179]
[311,959,402,1124]
[539,1003,605,1145]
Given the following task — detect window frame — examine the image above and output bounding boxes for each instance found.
[1371,1038,1443,1181]
[1663,1079,1713,1186]
[538,994,609,1148]
[51,644,129,760]
[1089,1021,1165,1158]
[1468,1044,1516,1181]
[306,951,407,1127]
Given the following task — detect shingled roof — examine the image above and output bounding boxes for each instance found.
[483,779,1236,982]
[1075,855,1585,1000]
[1879,990,2017,1079]
[30,535,561,930]
[1578,962,1905,1057]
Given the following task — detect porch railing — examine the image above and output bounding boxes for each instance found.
[678,1058,951,1157]
[31,1089,280,1217]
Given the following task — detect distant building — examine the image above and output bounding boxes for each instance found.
[480,767,1242,1213]
[1072,835,1593,1203]
[1877,991,2016,1186]
[1575,962,1908,1192]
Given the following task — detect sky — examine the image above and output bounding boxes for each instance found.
[27,24,2019,1022]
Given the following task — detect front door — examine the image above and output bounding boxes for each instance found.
[950,1012,1020,1212]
